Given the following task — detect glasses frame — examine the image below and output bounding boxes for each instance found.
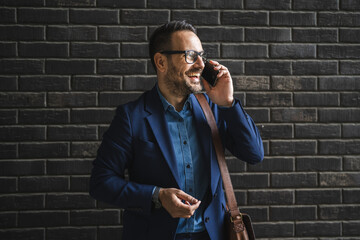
[160,50,206,64]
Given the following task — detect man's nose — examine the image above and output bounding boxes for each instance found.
[194,56,205,69]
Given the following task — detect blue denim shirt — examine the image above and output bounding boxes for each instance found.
[156,87,209,233]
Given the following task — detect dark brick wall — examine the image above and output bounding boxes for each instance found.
[1,0,359,239]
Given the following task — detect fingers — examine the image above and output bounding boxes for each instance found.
[176,190,199,205]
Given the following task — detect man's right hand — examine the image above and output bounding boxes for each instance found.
[158,188,201,218]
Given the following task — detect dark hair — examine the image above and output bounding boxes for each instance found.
[149,20,197,72]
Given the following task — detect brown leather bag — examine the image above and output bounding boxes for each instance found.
[195,94,256,240]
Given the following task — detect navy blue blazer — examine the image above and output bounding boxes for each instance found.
[89,85,264,240]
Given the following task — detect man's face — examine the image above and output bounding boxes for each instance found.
[164,31,205,97]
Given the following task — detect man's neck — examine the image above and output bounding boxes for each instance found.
[158,84,188,112]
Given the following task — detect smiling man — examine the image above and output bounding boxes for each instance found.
[89,20,264,240]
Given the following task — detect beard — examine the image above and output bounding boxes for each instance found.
[164,61,203,98]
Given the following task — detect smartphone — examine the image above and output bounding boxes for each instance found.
[201,60,219,86]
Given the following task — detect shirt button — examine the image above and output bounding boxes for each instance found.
[183,141,187,145]
[189,188,193,192]
[205,217,210,223]
[186,164,191,168]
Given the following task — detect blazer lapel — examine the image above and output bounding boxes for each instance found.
[144,87,181,188]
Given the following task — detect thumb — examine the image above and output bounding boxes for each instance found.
[176,191,198,205]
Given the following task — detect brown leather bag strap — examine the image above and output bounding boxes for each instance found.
[195,93,241,219]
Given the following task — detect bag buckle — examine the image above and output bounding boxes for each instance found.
[230,213,242,223]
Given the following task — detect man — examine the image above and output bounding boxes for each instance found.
[89,20,264,240]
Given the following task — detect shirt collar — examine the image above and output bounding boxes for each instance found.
[156,84,193,112]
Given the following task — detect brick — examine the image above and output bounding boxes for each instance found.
[19,109,69,124]
[340,61,360,74]
[222,44,267,58]
[247,93,291,107]
[123,76,157,91]
[19,211,69,227]
[19,42,68,57]
[295,124,341,138]
[121,43,148,58]
[222,11,268,26]
[0,178,17,193]
[296,156,342,171]
[272,173,317,187]
[46,60,95,74]
[342,0,360,9]
[245,61,291,75]
[272,108,317,122]
[46,193,95,209]
[319,140,360,155]
[341,93,360,107]
[296,222,341,237]
[71,142,100,157]
[197,27,244,42]
[319,45,360,59]
[270,44,316,58]
[320,172,360,187]
[294,93,339,107]
[0,59,44,74]
[344,156,360,171]
[319,109,360,122]
[320,205,360,220]
[319,76,360,90]
[242,206,268,221]
[245,108,270,123]
[218,60,244,75]
[0,42,16,57]
[294,0,338,10]
[270,206,316,220]
[0,143,17,159]
[293,28,338,43]
[19,143,69,158]
[255,223,294,238]
[47,159,93,175]
[99,93,142,107]
[293,61,338,75]
[72,76,121,91]
[19,76,70,91]
[271,140,316,155]
[47,227,97,240]
[0,212,16,228]
[233,76,269,91]
[0,160,45,176]
[296,189,341,204]
[197,0,242,8]
[248,190,294,205]
[47,26,97,41]
[0,229,44,240]
[248,157,294,172]
[271,12,316,26]
[172,10,219,25]
[0,25,44,40]
[46,0,95,6]
[233,190,246,205]
[0,110,16,125]
[148,0,194,8]
[340,29,360,42]
[98,60,146,74]
[99,26,146,41]
[18,8,68,23]
[71,109,114,124]
[0,8,15,23]
[202,43,220,58]
[19,176,69,192]
[271,76,316,90]
[245,0,290,9]
[70,176,90,192]
[70,43,120,58]
[48,92,96,107]
[0,76,17,91]
[48,126,97,141]
[70,9,118,24]
[231,173,268,188]
[343,221,360,236]
[70,210,120,225]
[245,28,291,42]
[0,93,45,107]
[319,13,360,26]
[344,189,360,203]
[233,93,245,105]
[121,10,169,25]
[226,157,246,173]
[0,194,44,210]
[0,0,44,6]
[0,126,45,141]
[97,0,145,7]
[258,124,292,139]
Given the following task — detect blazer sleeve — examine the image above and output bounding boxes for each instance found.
[89,105,155,215]
[217,98,264,164]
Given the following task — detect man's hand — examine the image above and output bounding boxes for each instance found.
[202,60,234,107]
[158,188,201,218]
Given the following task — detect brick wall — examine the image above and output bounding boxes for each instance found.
[1,0,359,239]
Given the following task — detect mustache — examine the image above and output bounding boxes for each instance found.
[185,68,203,75]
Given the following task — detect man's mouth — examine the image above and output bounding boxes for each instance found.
[186,72,201,83]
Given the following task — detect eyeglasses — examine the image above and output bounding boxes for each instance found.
[160,50,206,64]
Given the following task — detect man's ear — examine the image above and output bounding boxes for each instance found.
[154,52,167,73]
